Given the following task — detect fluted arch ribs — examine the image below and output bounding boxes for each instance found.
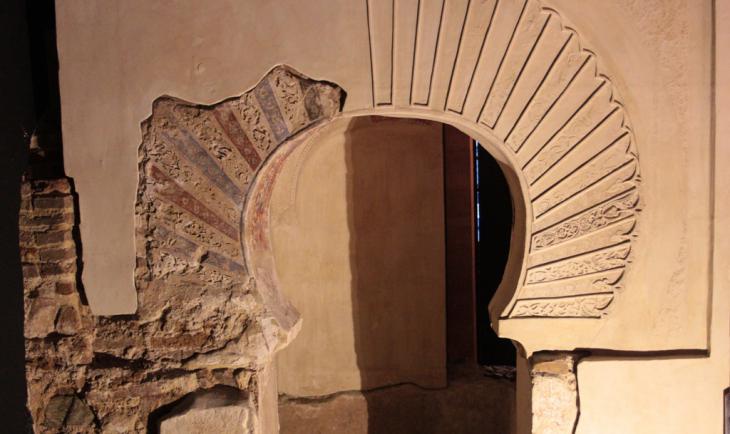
[136,0,640,328]
[365,0,640,318]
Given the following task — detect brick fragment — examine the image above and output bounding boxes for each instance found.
[31,179,71,195]
[32,195,73,210]
[19,212,74,228]
[19,230,34,245]
[40,262,75,277]
[55,281,75,295]
[34,230,72,246]
[22,264,40,279]
[39,248,76,263]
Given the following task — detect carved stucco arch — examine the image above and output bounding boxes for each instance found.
[136,0,640,357]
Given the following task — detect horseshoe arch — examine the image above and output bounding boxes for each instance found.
[136,0,641,352]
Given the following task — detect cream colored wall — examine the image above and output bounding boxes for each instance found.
[575,2,730,432]
[271,117,446,397]
[55,0,375,314]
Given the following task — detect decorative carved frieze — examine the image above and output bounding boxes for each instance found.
[512,294,614,318]
[136,65,343,332]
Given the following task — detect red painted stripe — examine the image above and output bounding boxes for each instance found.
[148,165,239,241]
[212,107,263,170]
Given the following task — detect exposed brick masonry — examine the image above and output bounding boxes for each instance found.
[21,178,96,432]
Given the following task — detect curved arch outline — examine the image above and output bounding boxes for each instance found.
[135,0,641,355]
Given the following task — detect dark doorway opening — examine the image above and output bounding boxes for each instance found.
[474,142,515,366]
[442,125,515,368]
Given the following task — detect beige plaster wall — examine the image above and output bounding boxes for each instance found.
[574,2,730,432]
[55,0,374,314]
[271,117,446,397]
[57,0,714,356]
[55,0,727,430]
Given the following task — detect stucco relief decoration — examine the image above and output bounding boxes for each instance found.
[363,0,641,318]
[137,0,642,330]
[135,65,343,350]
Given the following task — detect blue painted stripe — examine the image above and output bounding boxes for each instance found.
[254,78,290,143]
[162,130,242,201]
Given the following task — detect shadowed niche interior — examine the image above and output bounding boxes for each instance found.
[270,116,516,433]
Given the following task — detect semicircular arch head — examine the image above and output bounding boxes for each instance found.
[358,0,641,322]
[136,0,640,357]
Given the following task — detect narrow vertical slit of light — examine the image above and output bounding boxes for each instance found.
[473,140,516,366]
[475,141,481,242]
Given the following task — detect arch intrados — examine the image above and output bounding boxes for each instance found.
[241,109,530,347]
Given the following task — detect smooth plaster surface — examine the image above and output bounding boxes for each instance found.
[575,2,730,431]
[271,117,446,396]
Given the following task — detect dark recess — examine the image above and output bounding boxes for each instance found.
[475,144,516,366]
[0,0,63,430]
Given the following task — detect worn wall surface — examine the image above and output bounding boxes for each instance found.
[272,116,446,396]
[278,368,515,434]
[21,68,345,433]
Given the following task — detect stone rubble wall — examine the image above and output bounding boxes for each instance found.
[22,178,96,432]
[21,177,256,433]
[530,352,582,434]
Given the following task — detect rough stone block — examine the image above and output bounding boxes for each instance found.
[530,353,581,434]
[43,394,94,430]
[158,386,257,434]
[56,305,81,335]
[25,297,59,338]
